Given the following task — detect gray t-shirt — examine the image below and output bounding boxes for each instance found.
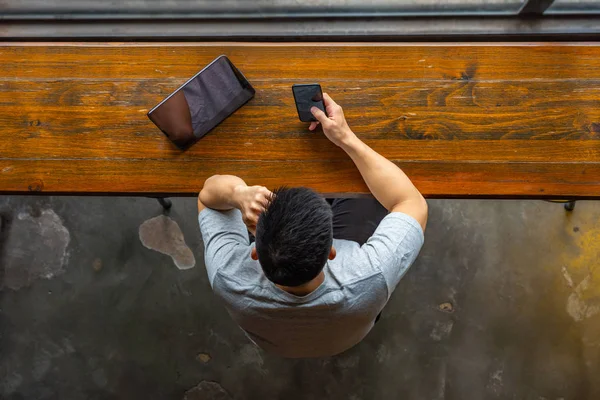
[198,208,424,358]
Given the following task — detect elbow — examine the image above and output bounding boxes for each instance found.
[405,193,428,232]
[202,174,223,191]
[198,175,221,200]
[418,193,428,211]
[390,193,428,232]
[204,174,222,185]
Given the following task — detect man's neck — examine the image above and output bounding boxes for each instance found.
[277,271,325,296]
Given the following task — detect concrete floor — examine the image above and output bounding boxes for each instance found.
[0,196,599,399]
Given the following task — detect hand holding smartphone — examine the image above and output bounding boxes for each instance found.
[306,92,356,148]
[292,84,326,122]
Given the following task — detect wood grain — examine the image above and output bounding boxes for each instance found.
[1,43,600,197]
[1,159,597,198]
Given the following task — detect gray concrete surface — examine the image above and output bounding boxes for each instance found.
[1,196,599,399]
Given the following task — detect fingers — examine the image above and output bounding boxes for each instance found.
[241,186,273,234]
[259,186,273,197]
[309,121,320,131]
[253,199,269,211]
[249,186,272,198]
[311,106,329,125]
[322,92,337,108]
[249,186,272,212]
[243,211,259,234]
[322,92,343,117]
[244,212,259,225]
[258,187,273,206]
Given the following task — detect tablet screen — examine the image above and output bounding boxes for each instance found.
[148,56,255,149]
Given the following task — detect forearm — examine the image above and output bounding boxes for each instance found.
[341,134,424,212]
[199,175,246,211]
[308,92,426,229]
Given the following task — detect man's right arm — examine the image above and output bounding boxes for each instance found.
[310,93,428,231]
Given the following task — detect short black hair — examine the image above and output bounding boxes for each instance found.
[255,187,333,287]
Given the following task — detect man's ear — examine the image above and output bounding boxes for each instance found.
[329,246,336,260]
[251,247,259,260]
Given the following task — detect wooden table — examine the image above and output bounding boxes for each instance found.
[1,43,599,198]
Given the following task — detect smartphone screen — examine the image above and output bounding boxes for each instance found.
[147,56,255,149]
[292,84,326,122]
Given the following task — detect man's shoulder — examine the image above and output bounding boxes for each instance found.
[213,257,264,290]
[327,241,388,287]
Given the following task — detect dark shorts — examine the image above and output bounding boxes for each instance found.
[328,198,388,245]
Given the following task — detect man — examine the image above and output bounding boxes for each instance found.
[198,93,427,358]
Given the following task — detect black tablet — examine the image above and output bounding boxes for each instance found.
[147,55,255,150]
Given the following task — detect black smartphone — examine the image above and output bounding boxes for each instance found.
[147,55,255,150]
[292,84,326,122]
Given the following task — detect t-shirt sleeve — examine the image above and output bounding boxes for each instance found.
[198,208,249,286]
[361,212,425,298]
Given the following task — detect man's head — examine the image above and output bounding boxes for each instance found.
[254,187,333,287]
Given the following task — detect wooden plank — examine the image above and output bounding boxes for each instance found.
[2,136,600,164]
[5,79,600,109]
[2,103,599,142]
[3,43,600,81]
[1,43,600,197]
[1,80,599,146]
[1,159,598,198]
